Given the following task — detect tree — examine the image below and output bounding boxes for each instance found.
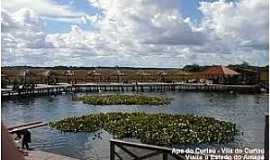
[240,61,250,67]
[183,64,201,72]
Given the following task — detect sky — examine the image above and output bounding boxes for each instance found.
[1,0,269,67]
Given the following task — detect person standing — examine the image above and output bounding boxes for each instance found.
[21,130,31,150]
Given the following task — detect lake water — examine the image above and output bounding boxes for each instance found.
[1,92,268,160]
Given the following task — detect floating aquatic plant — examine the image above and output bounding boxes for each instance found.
[49,112,238,146]
[76,94,170,105]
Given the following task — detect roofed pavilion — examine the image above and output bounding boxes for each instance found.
[199,66,240,84]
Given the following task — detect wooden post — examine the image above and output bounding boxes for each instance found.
[110,141,115,160]
[163,153,168,160]
[265,114,269,160]
[141,86,144,92]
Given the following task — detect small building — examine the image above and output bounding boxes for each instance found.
[64,70,75,84]
[136,70,152,82]
[110,69,126,83]
[18,70,35,83]
[87,69,102,83]
[199,66,240,84]
[37,70,61,85]
[230,68,259,84]
[259,68,269,85]
[158,71,167,82]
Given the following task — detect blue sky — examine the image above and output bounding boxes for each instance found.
[45,0,203,33]
[179,0,203,20]
[1,0,268,67]
[44,0,97,33]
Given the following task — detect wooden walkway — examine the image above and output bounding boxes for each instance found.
[2,83,72,98]
[2,82,259,98]
[8,121,48,134]
[73,82,257,93]
[24,150,79,160]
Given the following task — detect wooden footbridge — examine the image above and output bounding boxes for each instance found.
[1,82,259,99]
[73,82,258,93]
[8,121,47,134]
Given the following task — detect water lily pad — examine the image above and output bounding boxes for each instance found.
[49,112,238,146]
[76,95,170,105]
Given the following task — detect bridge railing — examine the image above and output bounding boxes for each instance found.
[110,139,186,160]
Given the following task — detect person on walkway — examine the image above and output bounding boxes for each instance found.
[21,129,31,150]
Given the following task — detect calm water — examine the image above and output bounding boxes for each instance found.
[1,92,268,160]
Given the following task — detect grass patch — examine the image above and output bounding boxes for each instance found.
[77,94,170,105]
[49,112,238,146]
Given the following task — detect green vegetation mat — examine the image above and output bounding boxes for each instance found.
[77,94,170,105]
[49,112,238,145]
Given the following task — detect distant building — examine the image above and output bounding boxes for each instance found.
[259,68,269,84]
[230,68,259,85]
[199,66,240,84]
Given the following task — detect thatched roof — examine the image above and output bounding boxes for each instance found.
[40,70,51,77]
[111,69,126,76]
[201,66,240,76]
[136,70,151,76]
[88,70,102,76]
[18,70,32,77]
[158,71,168,76]
[37,70,65,77]
[231,68,257,75]
[170,69,190,76]
[1,70,20,77]
[64,70,75,76]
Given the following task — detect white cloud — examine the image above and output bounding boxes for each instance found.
[3,0,84,18]
[89,0,206,46]
[47,0,207,54]
[2,0,91,24]
[1,9,53,50]
[199,0,269,51]
[1,0,269,67]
